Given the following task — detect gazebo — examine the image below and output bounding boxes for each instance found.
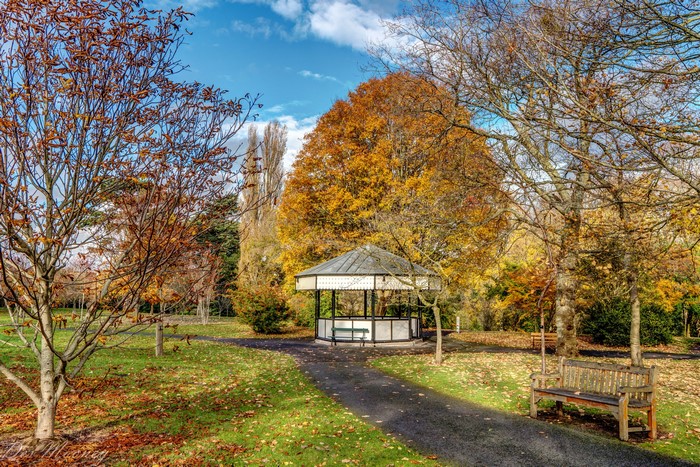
[295,244,440,345]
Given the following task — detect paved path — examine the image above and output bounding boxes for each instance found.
[197,336,693,466]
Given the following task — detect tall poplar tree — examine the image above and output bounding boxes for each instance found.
[238,121,287,288]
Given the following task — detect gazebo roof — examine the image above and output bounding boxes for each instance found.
[295,244,439,291]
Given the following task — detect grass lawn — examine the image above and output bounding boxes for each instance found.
[161,315,315,340]
[371,336,700,464]
[0,315,434,466]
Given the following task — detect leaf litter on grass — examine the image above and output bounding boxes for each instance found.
[1,338,436,466]
[371,349,700,463]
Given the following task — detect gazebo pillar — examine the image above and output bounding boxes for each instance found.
[363,290,368,319]
[314,290,320,338]
[418,296,423,338]
[331,290,336,334]
[371,290,376,344]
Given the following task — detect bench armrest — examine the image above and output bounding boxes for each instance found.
[619,385,654,394]
[530,372,560,381]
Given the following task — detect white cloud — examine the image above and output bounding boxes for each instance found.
[306,0,388,51]
[266,104,287,113]
[265,100,308,114]
[277,114,319,170]
[271,0,303,20]
[225,0,303,20]
[150,0,219,12]
[224,0,397,51]
[231,17,274,38]
[299,69,340,83]
[155,0,399,52]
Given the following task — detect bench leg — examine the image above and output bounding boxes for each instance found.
[556,401,563,417]
[529,391,538,418]
[648,407,657,439]
[619,398,629,441]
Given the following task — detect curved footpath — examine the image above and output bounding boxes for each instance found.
[198,336,694,467]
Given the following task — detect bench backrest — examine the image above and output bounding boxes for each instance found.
[559,358,657,402]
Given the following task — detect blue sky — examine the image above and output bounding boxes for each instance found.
[154,0,406,167]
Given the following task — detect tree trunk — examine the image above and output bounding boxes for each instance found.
[37,295,57,440]
[80,293,85,320]
[433,305,443,365]
[35,396,56,441]
[555,249,579,358]
[155,322,163,357]
[625,244,642,366]
[198,294,210,325]
[554,173,585,358]
[629,274,643,366]
[619,198,643,366]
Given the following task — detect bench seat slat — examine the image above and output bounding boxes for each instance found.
[534,387,652,409]
[530,332,557,349]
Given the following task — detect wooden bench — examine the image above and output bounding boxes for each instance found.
[530,332,557,349]
[530,358,658,441]
[331,327,369,346]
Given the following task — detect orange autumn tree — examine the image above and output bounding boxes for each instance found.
[487,259,556,331]
[0,0,255,441]
[279,73,508,362]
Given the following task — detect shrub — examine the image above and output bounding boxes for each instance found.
[583,298,674,346]
[641,303,675,345]
[232,287,289,334]
[288,293,315,328]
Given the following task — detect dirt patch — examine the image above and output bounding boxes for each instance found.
[535,408,667,444]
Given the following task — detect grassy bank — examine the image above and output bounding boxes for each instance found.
[371,346,700,464]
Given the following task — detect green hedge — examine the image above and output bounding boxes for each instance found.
[583,298,674,346]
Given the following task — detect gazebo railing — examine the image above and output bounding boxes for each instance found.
[317,316,420,343]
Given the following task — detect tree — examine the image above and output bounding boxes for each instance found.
[582,1,700,360]
[196,195,240,316]
[375,1,594,356]
[602,0,700,187]
[374,0,683,360]
[279,73,507,363]
[0,0,255,440]
[238,121,287,289]
[486,259,556,332]
[372,134,508,363]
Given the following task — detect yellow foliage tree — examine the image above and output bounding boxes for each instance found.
[278,73,508,362]
[280,73,505,284]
